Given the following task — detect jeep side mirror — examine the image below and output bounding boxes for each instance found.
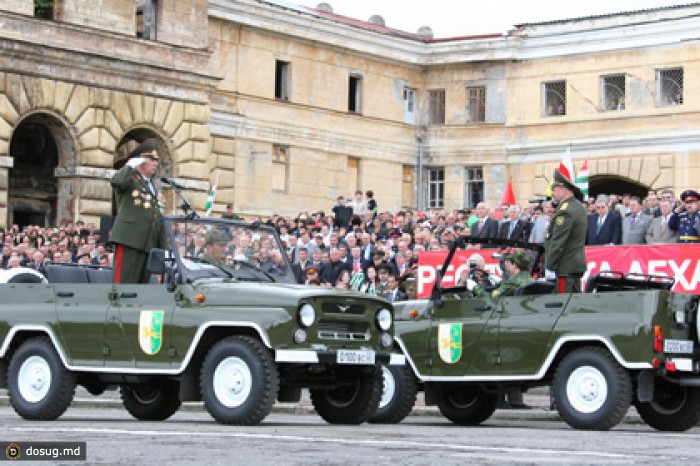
[147,248,168,275]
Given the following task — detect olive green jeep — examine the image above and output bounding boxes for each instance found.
[0,216,401,425]
[374,237,700,431]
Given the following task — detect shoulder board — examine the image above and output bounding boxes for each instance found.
[560,201,569,211]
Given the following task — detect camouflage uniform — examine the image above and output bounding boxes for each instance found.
[490,271,533,301]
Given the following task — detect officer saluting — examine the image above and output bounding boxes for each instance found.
[668,190,700,243]
[110,138,167,283]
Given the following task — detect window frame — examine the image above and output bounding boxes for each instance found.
[275,60,291,101]
[428,89,446,125]
[466,86,486,123]
[657,67,684,107]
[464,167,484,208]
[348,74,363,113]
[427,167,445,209]
[601,74,626,111]
[542,80,567,117]
[271,145,289,193]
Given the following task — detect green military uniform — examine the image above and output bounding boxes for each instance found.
[491,271,533,301]
[544,170,588,293]
[110,139,166,283]
[201,229,230,268]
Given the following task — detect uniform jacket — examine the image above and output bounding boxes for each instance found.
[586,211,622,245]
[109,165,166,252]
[544,196,588,276]
[668,210,700,243]
[645,215,679,244]
[491,271,533,301]
[622,212,652,245]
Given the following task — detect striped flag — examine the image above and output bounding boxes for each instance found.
[575,159,589,197]
[204,170,221,217]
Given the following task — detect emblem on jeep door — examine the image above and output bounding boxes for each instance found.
[139,310,164,355]
[438,323,462,363]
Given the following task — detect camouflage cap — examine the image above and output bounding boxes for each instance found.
[504,250,531,270]
[205,229,229,245]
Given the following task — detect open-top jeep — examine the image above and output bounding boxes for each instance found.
[375,237,700,431]
[0,216,401,425]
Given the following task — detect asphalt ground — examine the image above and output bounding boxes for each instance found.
[0,387,645,425]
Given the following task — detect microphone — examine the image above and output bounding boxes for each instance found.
[160,177,185,190]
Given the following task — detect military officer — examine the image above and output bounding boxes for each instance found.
[668,190,700,243]
[544,169,588,293]
[201,229,230,267]
[471,250,533,301]
[110,138,167,283]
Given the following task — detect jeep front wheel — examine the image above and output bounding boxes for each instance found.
[368,363,418,424]
[310,365,383,424]
[436,384,498,425]
[8,336,76,420]
[121,380,181,421]
[634,378,700,431]
[553,347,631,430]
[200,336,279,425]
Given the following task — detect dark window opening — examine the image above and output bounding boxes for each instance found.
[349,75,362,113]
[34,0,54,20]
[275,60,290,100]
[136,0,158,40]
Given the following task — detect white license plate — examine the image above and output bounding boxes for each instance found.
[337,350,375,365]
[664,339,694,354]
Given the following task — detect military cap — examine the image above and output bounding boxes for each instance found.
[205,229,229,245]
[388,228,402,238]
[552,168,583,201]
[504,250,531,270]
[681,190,700,202]
[305,264,320,275]
[371,250,385,259]
[128,138,160,160]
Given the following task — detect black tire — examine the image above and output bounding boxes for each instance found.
[121,380,181,421]
[310,364,383,424]
[369,363,418,424]
[436,384,499,425]
[7,336,76,420]
[553,347,631,430]
[634,378,700,431]
[200,336,279,425]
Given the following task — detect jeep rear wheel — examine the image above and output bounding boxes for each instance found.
[121,380,181,421]
[310,364,383,424]
[200,336,279,425]
[368,363,418,424]
[634,378,700,431]
[8,336,76,420]
[553,347,631,430]
[436,384,498,425]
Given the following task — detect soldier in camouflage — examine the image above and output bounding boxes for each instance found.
[472,250,533,301]
[201,229,230,268]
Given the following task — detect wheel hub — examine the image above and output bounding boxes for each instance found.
[213,356,252,408]
[566,365,608,414]
[18,355,52,403]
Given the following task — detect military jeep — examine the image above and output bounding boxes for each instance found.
[0,216,401,425]
[374,237,700,431]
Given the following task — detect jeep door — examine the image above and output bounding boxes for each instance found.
[496,293,568,375]
[428,292,499,377]
[104,284,175,368]
[55,283,112,367]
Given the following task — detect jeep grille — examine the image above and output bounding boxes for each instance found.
[321,303,365,315]
[317,322,370,341]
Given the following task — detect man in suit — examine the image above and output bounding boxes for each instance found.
[470,202,499,239]
[291,246,309,283]
[498,205,528,241]
[110,138,166,283]
[622,196,651,245]
[382,273,407,302]
[586,195,622,245]
[646,199,679,244]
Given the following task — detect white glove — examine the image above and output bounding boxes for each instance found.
[465,278,478,292]
[127,157,145,169]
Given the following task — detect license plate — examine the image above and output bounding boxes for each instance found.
[664,339,694,354]
[337,350,375,365]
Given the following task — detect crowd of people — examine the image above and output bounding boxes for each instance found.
[3,184,697,303]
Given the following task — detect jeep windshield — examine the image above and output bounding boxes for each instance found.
[166,216,296,284]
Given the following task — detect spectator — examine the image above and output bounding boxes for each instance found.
[381,273,407,302]
[470,202,499,241]
[586,195,622,245]
[349,190,367,217]
[332,196,353,229]
[366,190,378,218]
[498,205,528,241]
[622,196,651,245]
[646,199,679,244]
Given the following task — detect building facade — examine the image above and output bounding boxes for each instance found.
[0,0,698,226]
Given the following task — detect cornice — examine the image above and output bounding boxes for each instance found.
[209,1,700,65]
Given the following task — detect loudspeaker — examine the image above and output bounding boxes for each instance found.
[99,216,115,245]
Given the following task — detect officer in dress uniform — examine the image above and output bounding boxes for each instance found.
[668,190,700,243]
[544,169,588,293]
[110,138,167,283]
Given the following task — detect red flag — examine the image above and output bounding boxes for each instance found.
[500,179,516,207]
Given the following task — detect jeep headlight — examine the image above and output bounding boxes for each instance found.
[376,308,392,331]
[298,303,316,328]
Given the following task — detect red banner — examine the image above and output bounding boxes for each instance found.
[416,244,700,298]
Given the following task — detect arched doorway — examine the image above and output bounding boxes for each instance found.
[8,112,75,227]
[589,175,648,200]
